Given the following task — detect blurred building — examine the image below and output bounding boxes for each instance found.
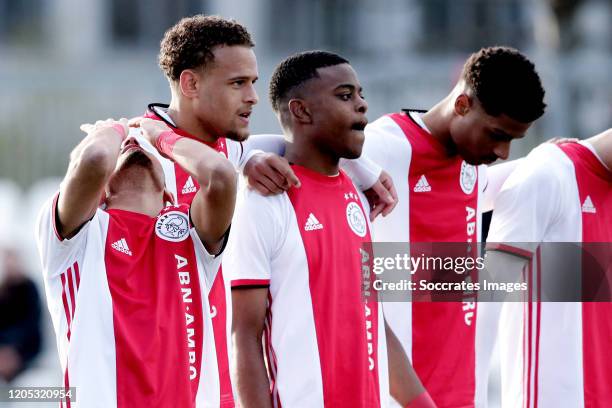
[0,0,610,188]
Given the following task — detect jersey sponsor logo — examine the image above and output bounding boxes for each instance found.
[111,238,132,256]
[156,211,190,242]
[413,175,432,192]
[460,161,477,195]
[346,201,367,237]
[304,213,324,231]
[582,195,596,213]
[364,303,375,370]
[181,176,197,194]
[175,254,199,381]
[463,206,477,326]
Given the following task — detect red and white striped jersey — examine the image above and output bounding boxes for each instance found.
[487,141,612,408]
[363,111,497,408]
[36,195,222,407]
[224,165,389,407]
[137,105,241,407]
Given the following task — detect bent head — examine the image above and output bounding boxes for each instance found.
[269,51,368,160]
[159,15,258,142]
[448,46,546,165]
[106,137,167,201]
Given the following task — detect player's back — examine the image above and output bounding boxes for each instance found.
[488,141,612,408]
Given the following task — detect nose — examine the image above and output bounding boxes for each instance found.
[121,136,140,149]
[356,94,368,114]
[244,83,259,105]
[493,142,510,160]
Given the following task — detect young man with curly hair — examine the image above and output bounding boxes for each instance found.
[362,46,547,407]
[133,15,397,407]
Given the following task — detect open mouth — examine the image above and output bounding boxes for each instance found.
[351,120,368,131]
[121,143,142,155]
[238,111,252,120]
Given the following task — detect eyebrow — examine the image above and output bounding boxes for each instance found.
[492,128,521,140]
[334,84,362,92]
[228,75,258,82]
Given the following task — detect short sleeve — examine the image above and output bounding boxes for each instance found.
[481,159,523,212]
[35,192,92,280]
[223,188,287,287]
[361,116,404,174]
[486,145,567,258]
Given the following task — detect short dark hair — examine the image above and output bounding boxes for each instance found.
[462,46,546,123]
[159,15,254,82]
[269,50,349,112]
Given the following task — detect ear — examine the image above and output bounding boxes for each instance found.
[163,188,176,206]
[288,99,312,125]
[454,94,472,117]
[178,69,200,99]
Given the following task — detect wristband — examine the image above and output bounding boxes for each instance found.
[109,124,127,140]
[155,130,182,159]
[405,391,436,408]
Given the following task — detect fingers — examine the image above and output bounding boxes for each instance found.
[128,116,143,128]
[365,172,399,221]
[80,123,94,134]
[249,169,285,195]
[272,157,301,188]
[247,180,277,196]
[245,153,301,196]
[369,202,385,222]
[545,137,579,145]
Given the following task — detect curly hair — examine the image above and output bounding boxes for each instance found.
[159,15,254,82]
[462,46,546,123]
[269,50,349,112]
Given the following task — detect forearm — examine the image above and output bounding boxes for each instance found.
[233,335,272,408]
[239,134,286,170]
[68,129,123,186]
[58,127,124,237]
[340,155,382,190]
[386,322,425,405]
[169,138,237,191]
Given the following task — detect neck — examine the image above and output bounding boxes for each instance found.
[421,94,456,156]
[284,138,340,176]
[167,94,217,143]
[106,190,164,217]
[588,130,612,171]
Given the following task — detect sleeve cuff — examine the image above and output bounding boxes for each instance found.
[231,279,271,288]
[486,243,533,260]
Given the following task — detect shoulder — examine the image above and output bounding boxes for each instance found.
[503,144,574,191]
[365,115,404,138]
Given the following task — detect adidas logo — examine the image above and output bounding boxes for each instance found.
[182,176,197,194]
[413,175,431,192]
[304,213,323,231]
[111,238,132,256]
[582,195,596,213]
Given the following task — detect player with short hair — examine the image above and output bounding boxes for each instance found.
[225,51,434,408]
[138,15,397,406]
[485,129,612,408]
[361,46,547,407]
[36,117,236,407]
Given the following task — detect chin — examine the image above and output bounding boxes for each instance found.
[225,129,250,142]
[342,147,363,160]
